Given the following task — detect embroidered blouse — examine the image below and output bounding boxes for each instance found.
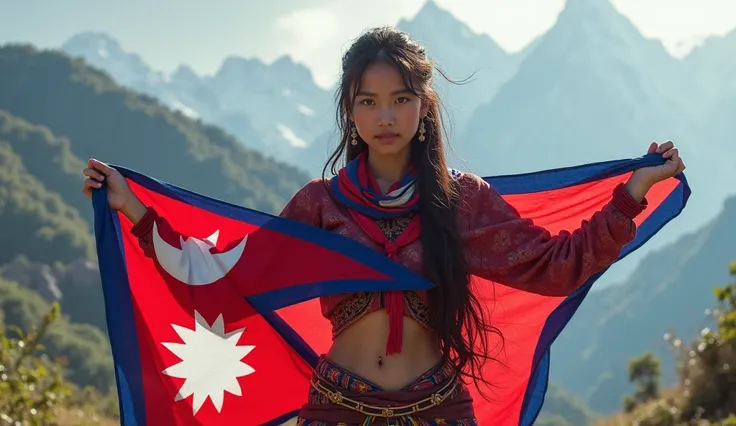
[130,171,646,345]
[276,171,645,336]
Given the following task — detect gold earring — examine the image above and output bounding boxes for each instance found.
[351,125,358,146]
[418,118,426,142]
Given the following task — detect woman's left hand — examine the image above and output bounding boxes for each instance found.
[625,141,686,202]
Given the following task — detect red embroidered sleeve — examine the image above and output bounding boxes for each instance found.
[459,174,647,296]
[129,206,161,258]
[277,178,325,227]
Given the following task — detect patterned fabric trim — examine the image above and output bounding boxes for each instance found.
[296,417,478,426]
[330,291,432,338]
[296,356,478,426]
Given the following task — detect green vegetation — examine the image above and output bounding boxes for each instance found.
[624,351,662,412]
[0,284,118,425]
[0,301,72,426]
[0,278,114,393]
[598,262,736,425]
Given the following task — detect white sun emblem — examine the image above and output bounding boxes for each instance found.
[161,310,256,415]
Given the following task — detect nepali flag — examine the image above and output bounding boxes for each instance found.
[91,153,689,426]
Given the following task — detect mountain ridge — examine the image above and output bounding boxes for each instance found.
[62,31,334,162]
[0,43,311,214]
[451,0,734,289]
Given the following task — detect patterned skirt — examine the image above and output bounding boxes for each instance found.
[295,355,478,426]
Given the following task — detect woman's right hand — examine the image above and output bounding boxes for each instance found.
[82,158,134,210]
[81,158,151,227]
[82,159,148,224]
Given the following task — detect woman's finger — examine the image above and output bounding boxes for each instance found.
[85,176,102,191]
[656,141,674,153]
[83,167,105,181]
[89,158,115,177]
[663,148,678,159]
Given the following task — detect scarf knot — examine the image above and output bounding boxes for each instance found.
[384,242,399,258]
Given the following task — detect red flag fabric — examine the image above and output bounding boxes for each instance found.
[92,154,689,425]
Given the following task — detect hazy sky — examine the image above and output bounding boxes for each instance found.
[1,0,735,88]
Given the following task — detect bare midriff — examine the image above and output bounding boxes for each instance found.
[326,309,442,390]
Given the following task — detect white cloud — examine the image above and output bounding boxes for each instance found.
[275,6,343,87]
[273,0,424,88]
[275,7,341,52]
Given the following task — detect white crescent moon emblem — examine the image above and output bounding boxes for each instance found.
[151,222,248,286]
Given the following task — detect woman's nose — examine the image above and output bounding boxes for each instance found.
[377,108,396,126]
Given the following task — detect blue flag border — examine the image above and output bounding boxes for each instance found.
[92,166,434,426]
[486,154,691,426]
[92,153,690,426]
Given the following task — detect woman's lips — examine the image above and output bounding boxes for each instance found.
[375,132,400,143]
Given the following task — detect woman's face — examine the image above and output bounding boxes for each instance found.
[351,62,427,160]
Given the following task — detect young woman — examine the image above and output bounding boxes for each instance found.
[82,27,685,425]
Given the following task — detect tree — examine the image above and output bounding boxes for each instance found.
[624,351,662,411]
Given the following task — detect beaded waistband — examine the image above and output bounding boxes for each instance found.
[309,356,460,419]
[309,375,458,418]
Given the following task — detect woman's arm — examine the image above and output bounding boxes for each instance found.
[460,174,646,296]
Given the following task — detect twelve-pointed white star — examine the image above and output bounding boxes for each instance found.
[161,310,256,415]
